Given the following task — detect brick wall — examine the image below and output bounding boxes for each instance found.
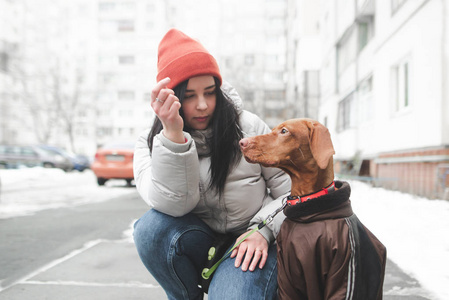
[373,147,449,199]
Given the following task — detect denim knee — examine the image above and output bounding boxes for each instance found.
[133,209,216,300]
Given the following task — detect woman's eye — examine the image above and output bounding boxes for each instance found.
[206,90,216,96]
[184,94,194,99]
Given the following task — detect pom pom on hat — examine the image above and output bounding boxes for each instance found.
[157,29,222,89]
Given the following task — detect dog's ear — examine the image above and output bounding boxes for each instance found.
[307,120,335,169]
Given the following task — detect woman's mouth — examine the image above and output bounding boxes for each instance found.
[194,116,208,122]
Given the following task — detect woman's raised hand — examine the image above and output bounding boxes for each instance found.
[151,77,185,143]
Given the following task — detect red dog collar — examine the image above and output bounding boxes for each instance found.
[287,181,335,206]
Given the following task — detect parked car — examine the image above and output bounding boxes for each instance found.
[0,144,73,171]
[38,145,90,172]
[91,141,134,186]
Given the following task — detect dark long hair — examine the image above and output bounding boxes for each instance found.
[147,77,243,194]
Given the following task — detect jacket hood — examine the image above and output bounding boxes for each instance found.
[221,80,243,113]
[284,181,353,222]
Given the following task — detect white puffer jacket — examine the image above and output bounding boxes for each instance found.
[133,83,291,243]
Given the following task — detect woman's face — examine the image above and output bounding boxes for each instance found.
[182,75,217,130]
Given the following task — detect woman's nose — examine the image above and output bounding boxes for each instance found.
[197,97,207,110]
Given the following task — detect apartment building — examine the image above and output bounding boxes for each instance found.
[94,0,170,150]
[286,0,322,121]
[318,0,449,199]
[215,0,289,128]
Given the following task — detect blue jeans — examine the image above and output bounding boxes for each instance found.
[134,209,278,300]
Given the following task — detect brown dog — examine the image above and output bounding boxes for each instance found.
[240,118,386,300]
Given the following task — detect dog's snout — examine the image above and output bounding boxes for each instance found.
[239,138,249,148]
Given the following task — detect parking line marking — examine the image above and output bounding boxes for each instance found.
[21,280,160,289]
[0,239,102,293]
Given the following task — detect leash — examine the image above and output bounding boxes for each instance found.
[202,182,337,280]
[201,198,288,280]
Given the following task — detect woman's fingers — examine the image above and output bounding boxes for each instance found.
[249,249,264,271]
[149,77,184,143]
[152,89,174,109]
[233,243,247,269]
[231,231,269,272]
[258,249,268,269]
[241,248,256,271]
[151,77,171,102]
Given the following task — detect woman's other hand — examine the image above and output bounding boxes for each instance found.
[151,77,185,143]
[230,231,268,272]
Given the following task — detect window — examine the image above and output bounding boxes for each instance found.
[119,110,133,117]
[358,75,374,122]
[264,108,284,119]
[244,54,254,66]
[264,72,284,83]
[78,110,87,118]
[118,91,135,101]
[97,127,113,136]
[98,108,111,117]
[337,28,356,75]
[119,2,135,11]
[143,93,151,102]
[337,92,356,132]
[99,2,115,11]
[119,55,135,65]
[98,73,116,85]
[118,20,134,32]
[391,60,410,112]
[358,17,374,52]
[265,90,286,101]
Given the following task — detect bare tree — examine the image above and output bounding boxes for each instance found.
[11,61,59,144]
[51,68,84,151]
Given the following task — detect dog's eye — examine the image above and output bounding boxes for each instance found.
[280,128,288,134]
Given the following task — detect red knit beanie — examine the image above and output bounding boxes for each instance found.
[157,29,222,89]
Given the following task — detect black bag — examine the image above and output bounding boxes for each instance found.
[199,234,236,294]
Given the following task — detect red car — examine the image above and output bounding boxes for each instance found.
[91,141,135,186]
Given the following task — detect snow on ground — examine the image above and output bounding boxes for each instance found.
[347,180,449,300]
[0,167,136,219]
[0,168,448,299]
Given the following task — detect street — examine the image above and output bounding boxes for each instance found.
[0,191,145,289]
[0,169,439,299]
[0,190,168,299]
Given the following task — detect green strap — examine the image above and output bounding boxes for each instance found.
[201,222,265,279]
[200,198,287,280]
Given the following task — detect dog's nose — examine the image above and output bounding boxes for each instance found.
[239,138,249,148]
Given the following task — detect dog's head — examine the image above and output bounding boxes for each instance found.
[239,118,335,171]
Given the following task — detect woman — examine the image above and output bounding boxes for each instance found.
[133,28,290,300]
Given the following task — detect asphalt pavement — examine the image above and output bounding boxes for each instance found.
[0,193,436,300]
[0,236,435,299]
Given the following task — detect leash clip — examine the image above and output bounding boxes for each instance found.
[265,198,288,225]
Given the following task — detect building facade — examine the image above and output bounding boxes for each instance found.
[317,0,449,199]
[2,0,448,199]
